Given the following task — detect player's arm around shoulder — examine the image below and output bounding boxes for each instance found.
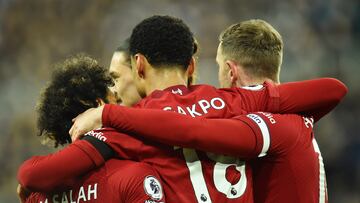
[85,127,144,160]
[112,161,166,203]
[262,113,307,155]
[246,112,306,157]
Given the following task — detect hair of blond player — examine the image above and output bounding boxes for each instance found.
[219,19,283,81]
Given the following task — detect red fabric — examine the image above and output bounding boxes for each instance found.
[102,109,327,203]
[102,83,284,203]
[17,140,104,192]
[25,160,165,203]
[247,113,326,203]
[103,104,264,158]
[276,78,347,121]
[20,78,345,201]
[100,79,344,202]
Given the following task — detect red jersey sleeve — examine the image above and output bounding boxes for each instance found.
[17,140,104,192]
[103,104,264,158]
[260,113,306,155]
[112,163,165,202]
[243,113,305,156]
[84,128,144,161]
[274,78,347,121]
[218,78,346,121]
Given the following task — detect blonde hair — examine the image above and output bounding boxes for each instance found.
[219,19,283,81]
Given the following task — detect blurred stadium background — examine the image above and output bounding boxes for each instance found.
[0,0,359,202]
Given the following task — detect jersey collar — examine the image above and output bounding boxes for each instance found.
[150,85,189,98]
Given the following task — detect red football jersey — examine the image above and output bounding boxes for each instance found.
[101,107,328,203]
[18,79,344,202]
[100,80,342,203]
[99,84,281,203]
[245,113,327,203]
[25,159,165,203]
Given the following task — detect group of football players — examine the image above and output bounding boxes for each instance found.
[17,15,348,203]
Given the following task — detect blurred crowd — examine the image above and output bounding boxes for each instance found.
[0,0,359,202]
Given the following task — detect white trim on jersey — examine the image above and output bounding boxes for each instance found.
[240,85,264,91]
[312,139,327,203]
[247,114,270,157]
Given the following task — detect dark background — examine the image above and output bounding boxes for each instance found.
[0,0,359,202]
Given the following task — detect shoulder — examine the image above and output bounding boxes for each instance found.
[109,161,158,179]
[190,84,215,89]
[190,84,227,94]
[245,113,308,154]
[104,160,160,183]
[85,127,123,141]
[107,161,164,202]
[246,113,304,130]
[257,113,306,139]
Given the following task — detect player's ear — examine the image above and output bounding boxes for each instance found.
[187,57,195,76]
[186,57,196,86]
[226,60,239,87]
[134,54,145,79]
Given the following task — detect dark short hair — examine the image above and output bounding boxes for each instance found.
[129,15,194,69]
[116,38,130,53]
[37,54,113,147]
[115,38,131,64]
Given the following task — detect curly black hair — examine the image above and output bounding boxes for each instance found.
[37,54,113,147]
[129,15,194,69]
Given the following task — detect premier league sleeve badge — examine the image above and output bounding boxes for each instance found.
[143,176,164,202]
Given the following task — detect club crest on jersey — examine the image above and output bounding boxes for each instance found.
[171,88,183,95]
[303,117,314,128]
[143,176,163,201]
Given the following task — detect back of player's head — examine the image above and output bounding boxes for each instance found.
[188,38,199,86]
[115,38,131,65]
[129,15,195,70]
[37,54,113,147]
[219,19,283,81]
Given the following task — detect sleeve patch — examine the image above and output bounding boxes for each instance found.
[247,114,270,157]
[143,176,164,201]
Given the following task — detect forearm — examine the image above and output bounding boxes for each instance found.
[103,105,262,158]
[17,139,108,192]
[277,78,347,121]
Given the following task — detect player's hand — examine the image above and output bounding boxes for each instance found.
[17,184,30,203]
[69,105,104,141]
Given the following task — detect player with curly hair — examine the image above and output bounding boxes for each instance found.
[19,16,346,203]
[69,16,344,202]
[18,54,165,203]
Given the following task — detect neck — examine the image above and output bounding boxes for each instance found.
[237,77,266,86]
[236,75,280,87]
[235,68,279,86]
[145,67,188,95]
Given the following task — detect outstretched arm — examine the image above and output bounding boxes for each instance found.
[102,105,264,158]
[273,78,347,121]
[69,77,347,140]
[17,138,113,193]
